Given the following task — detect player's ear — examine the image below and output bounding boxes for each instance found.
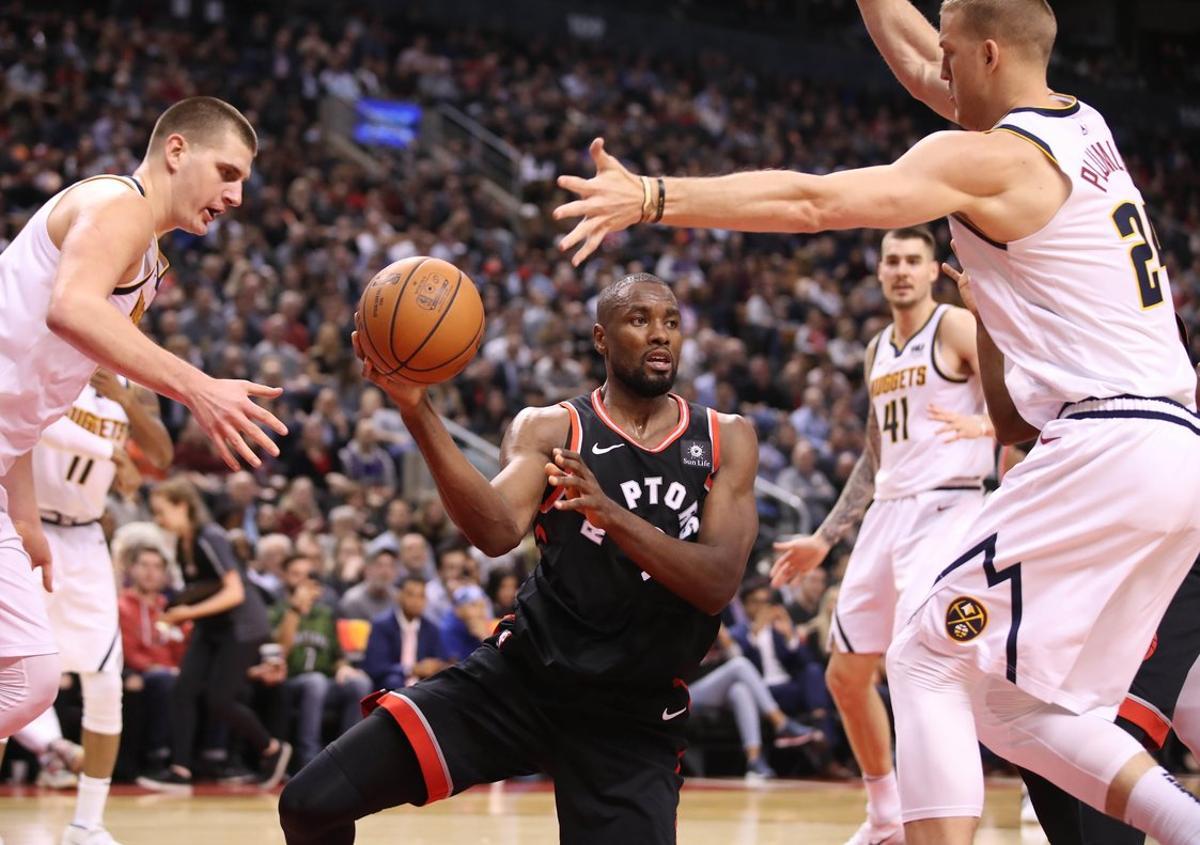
[593,323,606,356]
[162,133,187,174]
[983,39,1000,69]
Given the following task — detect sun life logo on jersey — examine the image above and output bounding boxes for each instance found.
[945,596,988,643]
[681,440,711,469]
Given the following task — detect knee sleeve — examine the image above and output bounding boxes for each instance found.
[0,653,61,737]
[279,711,426,843]
[12,704,64,754]
[80,670,123,735]
[972,675,1146,813]
[885,630,985,822]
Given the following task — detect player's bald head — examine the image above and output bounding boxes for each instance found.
[595,273,675,328]
[941,0,1057,67]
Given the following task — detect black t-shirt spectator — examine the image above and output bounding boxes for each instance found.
[180,524,270,644]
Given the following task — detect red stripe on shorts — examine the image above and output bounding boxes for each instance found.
[1118,696,1171,751]
[375,692,453,802]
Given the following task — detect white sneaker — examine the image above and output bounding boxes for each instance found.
[1020,785,1039,824]
[36,746,79,790]
[61,826,124,845]
[36,766,79,789]
[844,819,905,845]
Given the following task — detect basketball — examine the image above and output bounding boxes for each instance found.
[356,256,485,384]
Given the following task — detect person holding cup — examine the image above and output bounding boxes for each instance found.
[137,476,292,793]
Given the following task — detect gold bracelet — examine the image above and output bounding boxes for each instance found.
[653,176,666,223]
[639,176,653,223]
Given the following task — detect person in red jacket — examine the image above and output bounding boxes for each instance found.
[118,544,188,774]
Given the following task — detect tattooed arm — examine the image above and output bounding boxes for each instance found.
[771,336,881,586]
[817,402,880,547]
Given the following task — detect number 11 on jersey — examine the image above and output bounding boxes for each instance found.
[66,455,95,485]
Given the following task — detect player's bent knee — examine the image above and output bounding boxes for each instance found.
[80,670,123,734]
[825,653,876,702]
[0,653,61,736]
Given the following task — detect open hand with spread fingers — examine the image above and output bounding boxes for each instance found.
[553,138,648,267]
[186,377,288,471]
[545,448,619,530]
[928,404,990,442]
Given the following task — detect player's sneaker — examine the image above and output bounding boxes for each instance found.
[36,740,83,789]
[744,756,776,781]
[136,767,193,795]
[844,819,905,845]
[773,718,822,748]
[61,825,124,845]
[257,740,292,790]
[36,765,78,789]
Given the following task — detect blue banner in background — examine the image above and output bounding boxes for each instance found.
[354,99,422,148]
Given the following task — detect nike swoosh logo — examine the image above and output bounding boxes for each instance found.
[936,504,954,513]
[1039,434,1062,445]
[661,706,687,721]
[592,443,625,455]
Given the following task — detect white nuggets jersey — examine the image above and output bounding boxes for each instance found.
[949,95,1196,428]
[870,304,992,499]
[34,383,130,523]
[0,175,164,477]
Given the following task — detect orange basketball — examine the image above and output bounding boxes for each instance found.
[356,257,485,384]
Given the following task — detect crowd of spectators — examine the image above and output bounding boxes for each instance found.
[2,0,1198,782]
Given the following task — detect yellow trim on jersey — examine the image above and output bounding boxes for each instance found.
[112,260,155,295]
[988,127,1059,168]
[1037,93,1078,111]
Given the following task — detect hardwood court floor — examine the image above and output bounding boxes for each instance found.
[0,778,1055,845]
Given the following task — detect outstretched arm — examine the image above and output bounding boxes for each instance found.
[856,0,955,121]
[554,131,1058,266]
[46,190,286,469]
[549,414,759,615]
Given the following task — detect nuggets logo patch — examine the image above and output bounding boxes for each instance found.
[945,596,988,642]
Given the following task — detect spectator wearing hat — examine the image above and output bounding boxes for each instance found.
[439,584,493,662]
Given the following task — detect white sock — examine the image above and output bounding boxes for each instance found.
[73,774,111,830]
[863,770,901,826]
[1123,766,1200,845]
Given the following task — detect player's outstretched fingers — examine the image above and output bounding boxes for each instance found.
[574,230,607,268]
[237,412,282,458]
[226,423,264,469]
[558,218,594,255]
[209,426,241,472]
[554,180,592,204]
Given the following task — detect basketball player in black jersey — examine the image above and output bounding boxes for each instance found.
[278,273,759,845]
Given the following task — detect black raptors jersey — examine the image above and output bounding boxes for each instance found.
[502,388,723,689]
